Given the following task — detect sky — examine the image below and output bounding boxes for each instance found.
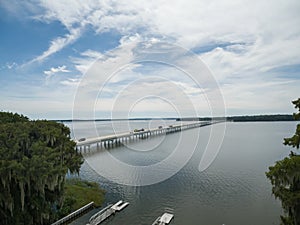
[0,0,300,119]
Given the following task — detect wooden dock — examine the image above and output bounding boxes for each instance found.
[51,202,94,225]
[76,121,218,151]
[111,200,129,211]
[87,200,129,225]
[152,213,174,225]
[88,204,113,225]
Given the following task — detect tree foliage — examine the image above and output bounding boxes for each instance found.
[0,112,83,225]
[266,98,300,225]
[0,111,28,123]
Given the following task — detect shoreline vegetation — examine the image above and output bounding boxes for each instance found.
[58,178,105,218]
[54,114,294,122]
[178,114,294,122]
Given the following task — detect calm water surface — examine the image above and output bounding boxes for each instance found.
[66,121,297,225]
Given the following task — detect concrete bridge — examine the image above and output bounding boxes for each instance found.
[75,121,218,151]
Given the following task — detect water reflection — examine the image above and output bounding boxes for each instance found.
[67,121,296,225]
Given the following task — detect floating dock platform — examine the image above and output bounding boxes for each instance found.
[111,200,129,211]
[87,200,129,225]
[152,212,174,225]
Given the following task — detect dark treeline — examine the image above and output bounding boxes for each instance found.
[0,111,29,123]
[59,115,294,123]
[227,114,293,122]
[177,114,294,122]
[56,118,178,122]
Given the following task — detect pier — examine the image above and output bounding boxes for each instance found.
[87,200,129,225]
[152,213,174,225]
[51,202,94,225]
[76,121,218,151]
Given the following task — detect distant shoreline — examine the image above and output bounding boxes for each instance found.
[192,114,294,122]
[54,114,294,123]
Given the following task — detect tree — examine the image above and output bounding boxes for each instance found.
[266,98,300,225]
[0,112,83,225]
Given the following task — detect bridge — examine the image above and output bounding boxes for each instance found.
[75,121,219,151]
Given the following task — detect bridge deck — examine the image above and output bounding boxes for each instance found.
[75,121,217,149]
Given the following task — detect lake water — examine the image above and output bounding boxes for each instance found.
[66,121,297,225]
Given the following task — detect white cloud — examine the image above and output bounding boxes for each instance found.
[43,65,70,77]
[81,50,104,59]
[6,0,300,63]
[13,0,299,69]
[72,38,138,83]
[60,78,80,86]
[71,49,105,75]
[30,28,82,63]
[0,0,40,18]
[6,62,18,69]
[2,0,300,117]
[69,39,222,119]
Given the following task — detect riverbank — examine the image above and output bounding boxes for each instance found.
[58,178,105,218]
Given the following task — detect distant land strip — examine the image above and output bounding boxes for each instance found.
[55,114,294,122]
[178,114,294,122]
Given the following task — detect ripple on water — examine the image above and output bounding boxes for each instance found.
[66,121,294,225]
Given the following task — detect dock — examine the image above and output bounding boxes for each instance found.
[87,200,129,225]
[88,204,113,225]
[51,202,94,225]
[76,121,219,151]
[152,213,174,225]
[111,200,129,211]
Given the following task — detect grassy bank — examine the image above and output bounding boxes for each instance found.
[58,178,105,217]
